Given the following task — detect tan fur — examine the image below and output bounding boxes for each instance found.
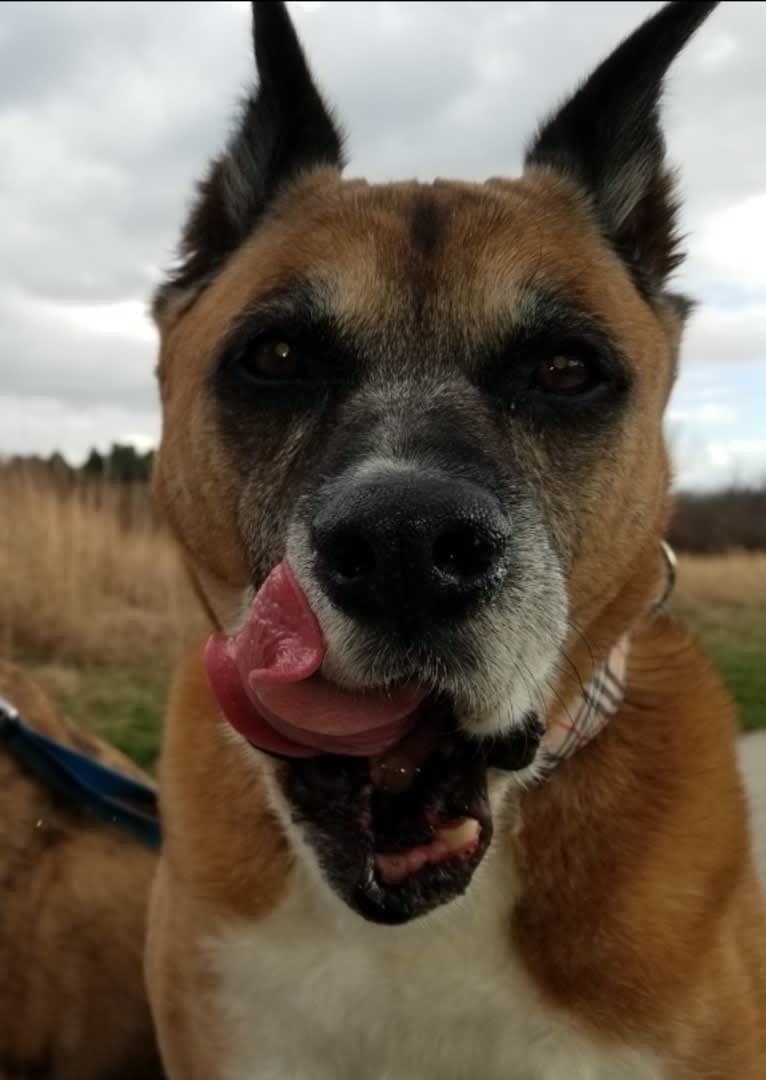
[0,660,163,1079]
[146,644,290,1077]
[153,171,669,626]
[152,641,289,921]
[149,625,766,1076]
[147,164,766,1077]
[517,617,766,1074]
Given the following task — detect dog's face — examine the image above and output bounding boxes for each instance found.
[153,1,716,922]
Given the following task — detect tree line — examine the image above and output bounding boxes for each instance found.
[1,448,764,552]
[6,444,155,485]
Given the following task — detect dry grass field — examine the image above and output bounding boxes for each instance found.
[0,466,763,767]
[0,466,204,766]
[671,552,766,732]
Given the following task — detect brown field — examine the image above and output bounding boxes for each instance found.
[672,551,766,615]
[0,466,204,765]
[671,551,766,732]
[0,466,763,766]
[0,465,201,665]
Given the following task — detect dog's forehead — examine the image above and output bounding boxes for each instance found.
[170,168,659,374]
[249,172,625,321]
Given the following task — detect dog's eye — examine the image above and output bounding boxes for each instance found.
[245,339,301,380]
[223,328,343,390]
[535,354,595,395]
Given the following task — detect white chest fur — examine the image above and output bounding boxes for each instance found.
[205,843,661,1080]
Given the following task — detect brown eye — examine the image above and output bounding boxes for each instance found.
[249,339,300,379]
[536,354,593,395]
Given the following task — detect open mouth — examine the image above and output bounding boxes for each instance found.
[280,693,503,923]
[204,559,541,922]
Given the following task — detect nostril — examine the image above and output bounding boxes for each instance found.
[323,528,376,581]
[432,524,498,581]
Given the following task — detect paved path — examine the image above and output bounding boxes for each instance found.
[739,731,766,881]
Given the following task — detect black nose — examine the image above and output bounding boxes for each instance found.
[311,473,510,624]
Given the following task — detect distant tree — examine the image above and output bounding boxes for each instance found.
[82,448,105,477]
[142,449,155,480]
[43,451,75,490]
[48,451,69,472]
[669,486,766,553]
[103,443,154,484]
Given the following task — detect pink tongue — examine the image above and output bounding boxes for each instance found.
[204,561,425,757]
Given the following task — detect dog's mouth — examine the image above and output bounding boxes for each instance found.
[279,693,541,923]
[205,560,541,922]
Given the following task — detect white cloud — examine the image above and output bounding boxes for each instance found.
[695,31,738,71]
[44,298,156,344]
[0,0,765,485]
[672,439,766,493]
[667,402,737,427]
[692,193,766,298]
[683,303,766,368]
[0,393,159,465]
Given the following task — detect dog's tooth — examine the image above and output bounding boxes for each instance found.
[434,817,480,853]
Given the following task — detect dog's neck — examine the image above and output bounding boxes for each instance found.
[538,542,675,771]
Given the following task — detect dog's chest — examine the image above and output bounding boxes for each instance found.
[205,861,661,1080]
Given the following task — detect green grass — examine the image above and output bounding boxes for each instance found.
[702,634,766,733]
[669,553,766,734]
[23,659,170,770]
[16,617,763,773]
[677,610,766,733]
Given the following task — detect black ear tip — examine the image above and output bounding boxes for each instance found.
[252,0,294,39]
[251,0,314,86]
[659,0,719,20]
[672,0,719,17]
[251,1,292,54]
[252,1,289,24]
[252,1,288,14]
[653,0,720,46]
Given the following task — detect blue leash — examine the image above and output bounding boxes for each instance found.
[0,695,162,850]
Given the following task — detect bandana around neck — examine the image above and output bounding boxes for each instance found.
[536,542,674,770]
[539,634,631,770]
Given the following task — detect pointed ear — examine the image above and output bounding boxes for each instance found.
[525,1,717,299]
[155,0,344,316]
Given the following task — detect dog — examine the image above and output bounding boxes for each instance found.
[0,659,164,1079]
[146,2,766,1076]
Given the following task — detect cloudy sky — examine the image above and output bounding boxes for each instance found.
[1,1,764,490]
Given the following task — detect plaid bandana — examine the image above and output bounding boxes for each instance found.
[540,634,630,767]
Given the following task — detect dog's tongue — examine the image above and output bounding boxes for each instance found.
[204,561,425,757]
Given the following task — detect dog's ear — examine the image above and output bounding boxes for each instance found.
[525,1,717,299]
[155,0,343,318]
